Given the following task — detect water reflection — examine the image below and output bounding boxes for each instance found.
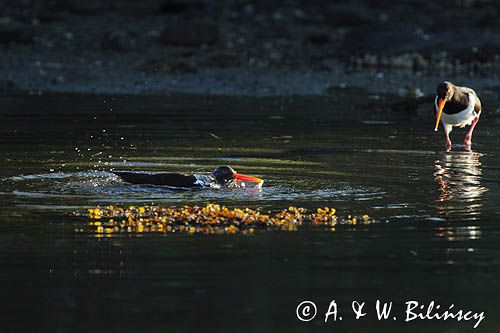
[435,225,482,241]
[434,151,488,221]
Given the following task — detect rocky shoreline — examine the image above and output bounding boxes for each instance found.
[0,0,499,96]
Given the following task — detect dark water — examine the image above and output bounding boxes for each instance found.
[0,93,499,332]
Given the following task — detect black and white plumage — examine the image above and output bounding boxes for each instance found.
[434,81,482,151]
[113,165,263,188]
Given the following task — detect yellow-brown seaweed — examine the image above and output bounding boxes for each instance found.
[85,204,374,235]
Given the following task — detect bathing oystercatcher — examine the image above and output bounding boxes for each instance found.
[113,165,263,188]
[434,81,482,151]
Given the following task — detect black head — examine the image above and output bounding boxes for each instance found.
[436,81,454,101]
[212,165,236,184]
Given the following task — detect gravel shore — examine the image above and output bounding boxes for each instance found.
[1,0,499,96]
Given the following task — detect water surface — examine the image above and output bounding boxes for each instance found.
[0,93,499,332]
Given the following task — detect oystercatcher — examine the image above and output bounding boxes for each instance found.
[434,81,482,151]
[113,165,263,188]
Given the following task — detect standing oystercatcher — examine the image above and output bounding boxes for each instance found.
[113,165,263,188]
[434,81,482,151]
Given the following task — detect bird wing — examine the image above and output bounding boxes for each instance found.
[460,87,481,114]
[474,95,482,114]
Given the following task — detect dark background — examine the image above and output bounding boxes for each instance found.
[0,0,499,95]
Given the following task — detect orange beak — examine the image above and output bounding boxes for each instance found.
[434,98,446,131]
[234,173,263,184]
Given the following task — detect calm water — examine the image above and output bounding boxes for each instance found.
[0,93,499,332]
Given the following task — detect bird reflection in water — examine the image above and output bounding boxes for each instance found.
[434,151,487,217]
[433,150,488,241]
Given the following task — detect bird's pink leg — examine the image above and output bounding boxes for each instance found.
[444,125,452,151]
[445,133,452,151]
[464,115,480,147]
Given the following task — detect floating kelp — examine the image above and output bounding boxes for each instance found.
[85,204,374,235]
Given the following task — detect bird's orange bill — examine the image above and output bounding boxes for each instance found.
[435,98,446,131]
[234,173,263,184]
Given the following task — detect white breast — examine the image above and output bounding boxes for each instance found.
[435,95,476,128]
